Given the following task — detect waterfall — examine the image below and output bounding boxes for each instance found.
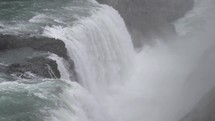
[41,2,198,121]
[48,54,70,80]
[43,5,135,96]
[0,0,214,121]
[42,3,187,121]
[42,4,140,121]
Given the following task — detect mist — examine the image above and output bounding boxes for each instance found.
[102,0,215,121]
[0,0,214,121]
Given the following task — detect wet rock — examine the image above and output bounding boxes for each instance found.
[97,0,194,48]
[6,57,61,79]
[0,34,68,59]
[0,35,77,81]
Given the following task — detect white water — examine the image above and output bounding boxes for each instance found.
[44,5,134,96]
[42,0,215,121]
[48,54,70,80]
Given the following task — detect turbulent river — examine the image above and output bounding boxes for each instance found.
[0,0,215,121]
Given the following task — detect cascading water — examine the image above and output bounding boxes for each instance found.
[48,54,70,80]
[43,5,134,96]
[0,1,135,120]
[0,0,215,121]
[42,0,215,120]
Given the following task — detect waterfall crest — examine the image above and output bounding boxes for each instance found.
[43,5,135,96]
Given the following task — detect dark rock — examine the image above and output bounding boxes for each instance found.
[0,63,6,70]
[0,34,68,59]
[0,34,77,80]
[6,57,61,79]
[97,0,194,48]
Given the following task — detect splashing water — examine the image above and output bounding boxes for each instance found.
[34,0,215,120]
[42,1,213,120]
[43,5,134,96]
[0,0,215,121]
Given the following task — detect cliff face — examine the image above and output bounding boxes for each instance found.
[97,0,194,48]
[180,87,215,121]
[180,44,215,121]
